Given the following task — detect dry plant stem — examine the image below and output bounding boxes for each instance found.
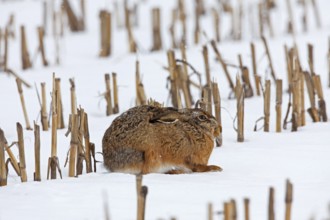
[308,44,314,75]
[20,26,32,70]
[231,199,237,220]
[175,65,183,109]
[5,69,31,88]
[236,0,243,40]
[283,89,292,130]
[313,75,328,122]
[311,0,321,28]
[135,61,147,105]
[132,3,139,27]
[0,28,2,59]
[0,129,7,186]
[151,8,162,51]
[34,123,41,181]
[4,143,20,176]
[268,187,275,220]
[50,111,58,179]
[194,3,200,44]
[293,44,302,70]
[224,202,231,220]
[76,109,85,175]
[276,80,283,132]
[208,203,213,220]
[4,28,8,71]
[178,0,186,44]
[328,37,330,88]
[212,82,222,147]
[47,156,62,180]
[210,40,235,94]
[68,114,78,177]
[285,0,295,35]
[258,3,264,37]
[40,82,49,131]
[37,27,48,66]
[55,78,65,129]
[304,71,319,122]
[42,1,47,35]
[202,45,211,86]
[212,8,220,42]
[236,76,244,142]
[51,0,55,37]
[250,42,261,96]
[242,67,254,98]
[99,10,111,57]
[138,79,147,105]
[180,43,193,106]
[169,9,177,49]
[301,0,308,32]
[177,65,191,108]
[16,79,32,130]
[48,78,62,181]
[125,2,136,53]
[89,143,96,172]
[292,59,301,130]
[238,54,243,70]
[202,86,212,115]
[69,79,77,115]
[284,45,292,92]
[63,0,81,31]
[6,14,15,38]
[112,72,119,113]
[103,191,111,220]
[54,12,60,65]
[167,50,180,108]
[79,0,86,30]
[51,76,58,158]
[84,112,92,173]
[135,61,140,105]
[265,3,274,37]
[285,179,293,220]
[244,198,250,220]
[17,123,27,182]
[261,36,277,82]
[230,7,235,39]
[136,174,148,220]
[300,73,306,126]
[140,186,148,220]
[264,80,271,132]
[105,73,113,116]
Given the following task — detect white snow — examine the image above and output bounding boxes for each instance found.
[0,0,330,219]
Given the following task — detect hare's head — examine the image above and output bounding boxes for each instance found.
[179,108,222,139]
[149,107,221,139]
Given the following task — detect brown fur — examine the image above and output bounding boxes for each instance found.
[102,105,222,174]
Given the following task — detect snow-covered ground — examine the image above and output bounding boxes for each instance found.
[0,0,330,219]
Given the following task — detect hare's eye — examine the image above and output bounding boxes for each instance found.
[198,115,207,121]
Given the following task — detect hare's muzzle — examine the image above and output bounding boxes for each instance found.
[210,118,222,137]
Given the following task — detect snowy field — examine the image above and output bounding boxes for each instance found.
[0,0,330,219]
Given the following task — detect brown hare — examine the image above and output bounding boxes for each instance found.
[102,105,222,174]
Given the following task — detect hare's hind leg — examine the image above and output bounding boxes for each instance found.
[187,163,223,173]
[103,147,144,174]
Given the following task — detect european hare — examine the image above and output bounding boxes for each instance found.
[102,105,222,174]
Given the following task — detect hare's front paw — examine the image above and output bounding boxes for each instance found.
[207,165,223,172]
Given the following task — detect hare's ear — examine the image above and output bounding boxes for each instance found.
[149,111,180,124]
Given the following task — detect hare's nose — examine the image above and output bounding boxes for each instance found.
[210,118,219,127]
